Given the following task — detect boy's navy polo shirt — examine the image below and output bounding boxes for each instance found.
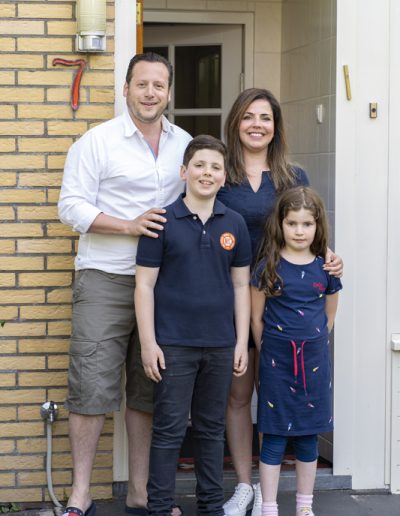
[136,194,252,348]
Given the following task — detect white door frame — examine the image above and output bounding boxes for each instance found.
[388,0,400,494]
[114,0,136,117]
[113,0,136,483]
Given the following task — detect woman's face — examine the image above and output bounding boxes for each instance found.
[239,98,275,153]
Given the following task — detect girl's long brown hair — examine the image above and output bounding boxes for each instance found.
[224,88,297,191]
[255,187,329,297]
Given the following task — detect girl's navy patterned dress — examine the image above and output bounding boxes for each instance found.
[252,256,342,436]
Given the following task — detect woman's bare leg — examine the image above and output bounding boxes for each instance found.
[226,348,256,485]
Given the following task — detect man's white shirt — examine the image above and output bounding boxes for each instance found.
[58,110,191,275]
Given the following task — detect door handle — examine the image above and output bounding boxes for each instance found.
[391,334,400,351]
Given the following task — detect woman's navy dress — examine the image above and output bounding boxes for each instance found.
[217,168,309,263]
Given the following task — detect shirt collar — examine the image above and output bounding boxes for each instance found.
[122,110,174,138]
[173,193,227,219]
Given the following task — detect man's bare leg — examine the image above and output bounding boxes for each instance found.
[125,407,185,515]
[125,407,152,509]
[66,412,105,512]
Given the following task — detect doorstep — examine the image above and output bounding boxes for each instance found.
[113,468,352,497]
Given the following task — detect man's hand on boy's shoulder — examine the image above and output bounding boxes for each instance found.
[141,342,165,383]
[125,208,167,238]
[233,344,248,377]
[87,208,167,238]
[129,207,167,238]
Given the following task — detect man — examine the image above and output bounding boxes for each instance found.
[58,52,191,516]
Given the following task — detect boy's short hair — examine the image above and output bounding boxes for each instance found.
[183,135,227,169]
[125,52,173,88]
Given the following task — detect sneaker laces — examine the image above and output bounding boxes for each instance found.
[298,508,314,516]
[225,483,253,510]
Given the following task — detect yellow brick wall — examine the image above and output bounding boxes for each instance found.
[0,0,116,504]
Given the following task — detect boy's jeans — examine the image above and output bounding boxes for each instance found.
[147,345,235,516]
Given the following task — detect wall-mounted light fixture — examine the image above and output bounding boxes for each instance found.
[76,0,106,52]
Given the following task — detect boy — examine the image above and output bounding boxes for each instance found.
[134,135,252,516]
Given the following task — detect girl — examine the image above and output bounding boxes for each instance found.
[219,88,343,516]
[251,187,342,516]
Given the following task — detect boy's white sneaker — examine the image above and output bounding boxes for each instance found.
[223,483,254,516]
[296,508,315,516]
[251,483,262,516]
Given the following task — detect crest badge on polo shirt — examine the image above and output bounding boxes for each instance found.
[220,232,236,251]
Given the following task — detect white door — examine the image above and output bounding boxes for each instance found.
[144,24,243,139]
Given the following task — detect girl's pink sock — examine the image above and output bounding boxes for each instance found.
[261,501,278,516]
[296,493,313,511]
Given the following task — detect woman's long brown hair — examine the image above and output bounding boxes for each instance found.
[255,187,329,297]
[224,88,297,192]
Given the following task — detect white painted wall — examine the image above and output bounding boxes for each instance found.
[335,0,390,489]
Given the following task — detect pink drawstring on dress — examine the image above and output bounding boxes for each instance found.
[290,340,308,394]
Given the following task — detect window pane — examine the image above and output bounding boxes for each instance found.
[143,46,169,60]
[175,46,221,109]
[174,116,221,138]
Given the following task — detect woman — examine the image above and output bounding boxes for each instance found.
[218,88,343,516]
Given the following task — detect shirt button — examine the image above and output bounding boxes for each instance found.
[203,230,206,234]
[193,216,197,220]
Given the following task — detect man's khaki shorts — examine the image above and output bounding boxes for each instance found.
[64,269,154,415]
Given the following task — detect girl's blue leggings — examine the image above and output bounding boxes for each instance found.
[260,433,318,465]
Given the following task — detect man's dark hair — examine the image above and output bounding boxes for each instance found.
[125,52,173,88]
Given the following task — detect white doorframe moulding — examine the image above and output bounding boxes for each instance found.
[113,0,136,482]
[114,0,136,116]
[388,0,400,494]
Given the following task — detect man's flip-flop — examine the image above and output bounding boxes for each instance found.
[63,502,96,516]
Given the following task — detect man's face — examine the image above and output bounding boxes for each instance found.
[123,61,171,126]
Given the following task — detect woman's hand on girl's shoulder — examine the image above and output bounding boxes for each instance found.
[323,248,343,278]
